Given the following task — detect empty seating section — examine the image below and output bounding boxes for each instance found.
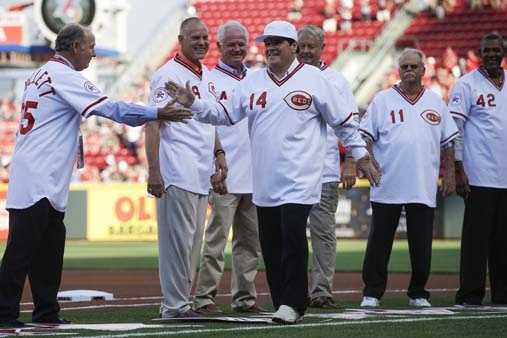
[189,0,388,66]
[398,5,507,58]
[193,0,291,67]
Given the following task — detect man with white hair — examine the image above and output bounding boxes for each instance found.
[359,48,458,308]
[297,24,358,309]
[193,20,262,315]
[166,20,380,324]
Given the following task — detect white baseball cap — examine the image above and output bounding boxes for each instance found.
[256,20,298,43]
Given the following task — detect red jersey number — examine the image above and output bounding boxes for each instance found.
[390,109,404,124]
[191,85,201,99]
[19,100,38,135]
[249,91,267,110]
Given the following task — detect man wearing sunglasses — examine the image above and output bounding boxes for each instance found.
[359,48,458,308]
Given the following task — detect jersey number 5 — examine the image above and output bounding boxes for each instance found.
[249,91,267,110]
[19,100,38,135]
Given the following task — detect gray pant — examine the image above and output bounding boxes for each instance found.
[194,192,260,310]
[157,185,207,317]
[309,181,339,299]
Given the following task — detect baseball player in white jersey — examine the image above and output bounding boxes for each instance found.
[297,25,358,309]
[166,20,380,324]
[145,17,226,319]
[0,24,191,328]
[359,49,458,308]
[193,21,262,315]
[449,32,507,306]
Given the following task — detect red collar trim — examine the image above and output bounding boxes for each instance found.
[478,67,505,91]
[215,64,245,81]
[174,53,203,79]
[393,84,425,105]
[49,55,74,69]
[267,62,305,87]
[319,62,328,71]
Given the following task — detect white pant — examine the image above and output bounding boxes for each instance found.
[157,185,207,317]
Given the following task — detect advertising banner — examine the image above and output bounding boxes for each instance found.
[0,13,23,45]
[86,183,158,241]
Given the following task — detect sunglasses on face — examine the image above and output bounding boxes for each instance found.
[400,64,420,70]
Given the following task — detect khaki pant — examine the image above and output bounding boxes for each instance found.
[309,182,339,300]
[157,185,207,317]
[194,192,260,310]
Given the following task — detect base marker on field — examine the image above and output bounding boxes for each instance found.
[153,316,272,324]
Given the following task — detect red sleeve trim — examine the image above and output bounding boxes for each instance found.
[338,112,353,126]
[359,128,375,142]
[81,96,108,117]
[441,131,459,145]
[450,111,468,120]
[217,100,235,125]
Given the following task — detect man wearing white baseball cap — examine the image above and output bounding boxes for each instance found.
[255,20,298,42]
[164,20,380,324]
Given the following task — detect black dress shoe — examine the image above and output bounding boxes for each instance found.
[0,319,25,328]
[33,318,71,325]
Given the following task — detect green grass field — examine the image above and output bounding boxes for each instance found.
[5,239,505,337]
[0,239,461,272]
[14,294,507,337]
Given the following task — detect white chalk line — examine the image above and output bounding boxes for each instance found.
[68,313,507,338]
[20,287,458,307]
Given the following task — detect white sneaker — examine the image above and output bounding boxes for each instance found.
[409,298,431,307]
[272,305,302,324]
[360,296,380,308]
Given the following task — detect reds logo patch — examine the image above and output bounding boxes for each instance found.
[84,81,100,94]
[420,110,441,125]
[153,87,170,103]
[283,91,312,111]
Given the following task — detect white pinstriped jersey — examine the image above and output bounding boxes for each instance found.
[7,55,158,211]
[7,56,109,211]
[320,63,358,183]
[191,60,367,207]
[360,85,458,207]
[149,54,215,195]
[207,62,253,194]
[448,69,507,188]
